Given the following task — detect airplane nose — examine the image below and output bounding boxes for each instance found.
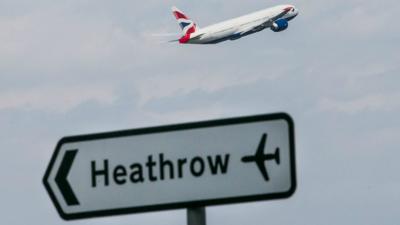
[283,6,292,13]
[291,8,299,19]
[285,8,298,21]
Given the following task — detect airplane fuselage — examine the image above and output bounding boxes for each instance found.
[184,5,299,44]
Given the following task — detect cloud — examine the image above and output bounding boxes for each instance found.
[0,84,116,112]
[317,92,400,114]
[134,67,283,106]
[0,8,140,70]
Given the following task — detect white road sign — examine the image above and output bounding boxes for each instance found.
[43,113,296,220]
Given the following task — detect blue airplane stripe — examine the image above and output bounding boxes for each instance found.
[179,22,191,29]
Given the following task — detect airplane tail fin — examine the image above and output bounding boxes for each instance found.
[171,6,198,43]
[274,148,280,165]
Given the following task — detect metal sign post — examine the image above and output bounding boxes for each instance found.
[187,207,206,225]
[43,113,296,220]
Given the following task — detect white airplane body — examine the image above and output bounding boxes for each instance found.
[172,5,299,44]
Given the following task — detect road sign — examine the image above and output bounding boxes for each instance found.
[43,113,296,220]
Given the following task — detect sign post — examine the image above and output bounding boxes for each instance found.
[187,207,206,225]
[43,113,296,220]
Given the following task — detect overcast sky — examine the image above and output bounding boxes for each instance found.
[1,0,399,224]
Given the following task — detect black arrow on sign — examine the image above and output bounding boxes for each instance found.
[55,149,80,206]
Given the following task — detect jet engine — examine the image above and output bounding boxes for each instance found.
[271,19,288,32]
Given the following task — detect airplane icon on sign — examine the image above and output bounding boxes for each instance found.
[241,133,280,181]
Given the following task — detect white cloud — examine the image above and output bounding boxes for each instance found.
[317,92,400,114]
[0,84,116,112]
[134,69,283,106]
[0,2,146,75]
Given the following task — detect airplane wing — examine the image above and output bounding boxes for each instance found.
[256,158,269,181]
[230,7,294,38]
[255,134,270,181]
[256,134,267,157]
[236,19,270,35]
[238,6,293,35]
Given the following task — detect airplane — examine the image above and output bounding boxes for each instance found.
[171,4,299,44]
[241,133,280,181]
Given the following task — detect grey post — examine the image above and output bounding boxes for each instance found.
[187,207,206,225]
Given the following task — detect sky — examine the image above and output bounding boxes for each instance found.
[1,0,399,224]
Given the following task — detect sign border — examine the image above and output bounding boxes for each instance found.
[43,112,296,220]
